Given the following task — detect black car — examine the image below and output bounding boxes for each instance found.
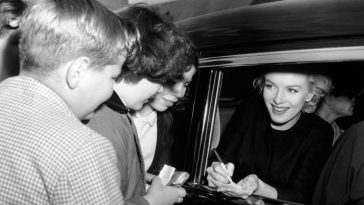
[169,0,364,204]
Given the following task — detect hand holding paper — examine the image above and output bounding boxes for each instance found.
[158,164,190,186]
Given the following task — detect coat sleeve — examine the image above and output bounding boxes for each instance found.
[53,134,125,204]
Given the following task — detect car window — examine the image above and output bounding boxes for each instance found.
[218,62,363,140]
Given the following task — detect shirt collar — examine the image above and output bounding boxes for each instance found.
[134,111,157,127]
[105,91,130,114]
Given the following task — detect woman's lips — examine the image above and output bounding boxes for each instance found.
[271,104,289,113]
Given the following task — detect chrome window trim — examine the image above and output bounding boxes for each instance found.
[190,70,224,184]
[199,46,364,68]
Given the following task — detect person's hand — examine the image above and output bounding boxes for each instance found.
[145,172,156,183]
[245,196,265,205]
[217,174,259,199]
[206,161,235,187]
[144,176,186,205]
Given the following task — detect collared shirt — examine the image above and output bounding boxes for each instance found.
[0,76,123,204]
[331,121,344,146]
[132,111,158,171]
[87,91,148,205]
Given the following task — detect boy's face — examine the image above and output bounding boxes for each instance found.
[149,66,196,112]
[77,61,124,119]
[113,78,162,111]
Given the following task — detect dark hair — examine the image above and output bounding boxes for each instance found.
[117,4,198,84]
[0,0,27,36]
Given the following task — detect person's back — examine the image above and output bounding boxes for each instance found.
[0,0,138,203]
[311,121,364,205]
[0,76,122,203]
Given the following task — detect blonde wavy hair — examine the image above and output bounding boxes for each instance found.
[303,74,333,113]
[253,72,332,113]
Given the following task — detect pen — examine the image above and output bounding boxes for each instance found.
[212,148,233,184]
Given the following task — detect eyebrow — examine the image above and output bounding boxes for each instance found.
[265,80,303,89]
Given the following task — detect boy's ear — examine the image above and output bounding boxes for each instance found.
[66,57,90,89]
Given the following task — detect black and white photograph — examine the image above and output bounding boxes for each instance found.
[1,0,364,204]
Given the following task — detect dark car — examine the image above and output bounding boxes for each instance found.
[169,0,364,204]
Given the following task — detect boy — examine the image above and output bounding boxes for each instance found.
[86,5,191,205]
[0,0,26,81]
[0,0,139,203]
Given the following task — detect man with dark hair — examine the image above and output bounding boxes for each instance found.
[86,4,195,205]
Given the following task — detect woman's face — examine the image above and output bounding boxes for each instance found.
[263,72,313,130]
[149,66,196,112]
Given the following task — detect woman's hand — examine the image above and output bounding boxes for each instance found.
[206,161,235,187]
[217,174,259,199]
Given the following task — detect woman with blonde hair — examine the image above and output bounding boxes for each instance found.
[207,68,333,204]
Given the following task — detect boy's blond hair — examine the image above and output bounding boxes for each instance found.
[19,0,139,73]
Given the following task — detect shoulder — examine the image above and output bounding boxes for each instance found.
[72,129,117,162]
[157,111,173,127]
[34,115,117,176]
[87,104,131,136]
[340,121,364,147]
[90,104,128,124]
[326,122,364,169]
[86,104,133,152]
[54,116,116,155]
[303,113,331,127]
[302,113,333,133]
[298,114,333,143]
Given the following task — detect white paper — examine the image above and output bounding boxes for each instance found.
[158,164,176,185]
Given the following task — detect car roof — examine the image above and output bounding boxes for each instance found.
[177,0,364,67]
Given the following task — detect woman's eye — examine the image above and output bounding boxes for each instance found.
[288,88,298,93]
[264,83,273,89]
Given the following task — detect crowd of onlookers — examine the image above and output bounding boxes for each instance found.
[0,1,364,205]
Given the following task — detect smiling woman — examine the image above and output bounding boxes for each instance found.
[259,73,318,130]
[253,70,332,129]
[206,68,334,204]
